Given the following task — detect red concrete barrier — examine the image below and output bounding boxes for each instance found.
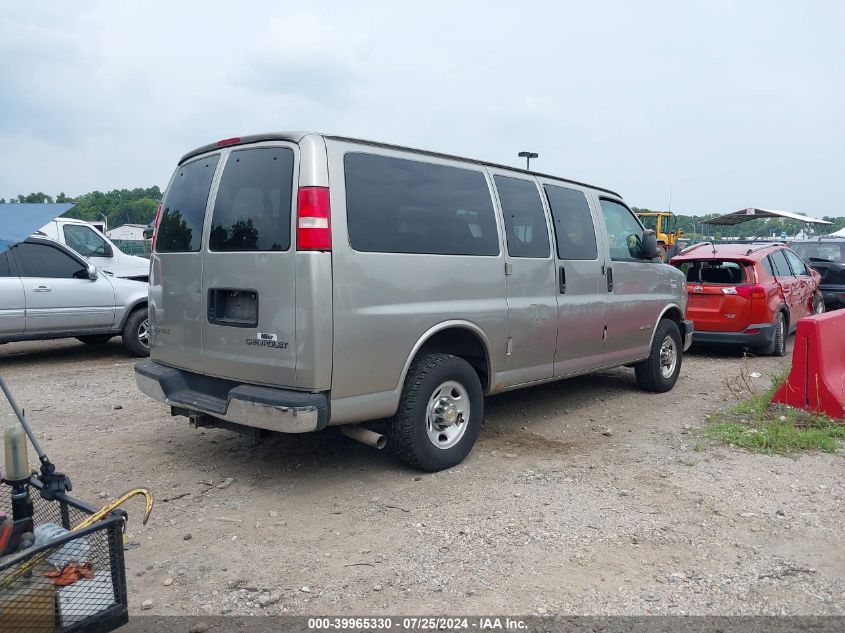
[771,311,845,419]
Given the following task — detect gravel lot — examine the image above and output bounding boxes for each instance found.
[1,338,842,616]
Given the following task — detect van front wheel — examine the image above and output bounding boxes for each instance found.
[389,353,484,472]
[634,319,682,393]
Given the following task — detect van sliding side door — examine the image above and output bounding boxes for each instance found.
[487,168,557,384]
[539,181,609,377]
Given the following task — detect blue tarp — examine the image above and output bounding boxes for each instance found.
[0,203,76,255]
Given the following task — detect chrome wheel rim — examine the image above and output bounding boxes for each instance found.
[814,300,824,315]
[426,381,470,450]
[659,336,677,379]
[776,318,784,353]
[138,318,150,348]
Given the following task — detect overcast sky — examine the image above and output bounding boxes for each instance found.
[1,1,842,217]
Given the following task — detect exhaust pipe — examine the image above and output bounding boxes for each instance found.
[340,425,386,450]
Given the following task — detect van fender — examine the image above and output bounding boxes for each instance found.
[396,320,496,396]
[649,303,685,349]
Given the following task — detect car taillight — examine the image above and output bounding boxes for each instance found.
[734,284,766,300]
[297,187,331,251]
[151,204,162,251]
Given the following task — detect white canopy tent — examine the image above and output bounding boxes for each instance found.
[703,207,832,227]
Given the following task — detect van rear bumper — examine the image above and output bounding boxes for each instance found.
[134,360,329,433]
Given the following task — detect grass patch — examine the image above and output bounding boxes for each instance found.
[704,372,845,454]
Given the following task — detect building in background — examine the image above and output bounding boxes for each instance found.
[107,223,148,241]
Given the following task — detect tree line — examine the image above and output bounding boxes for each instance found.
[1,191,843,237]
[0,188,162,228]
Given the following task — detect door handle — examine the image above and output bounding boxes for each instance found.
[559,267,566,294]
[606,267,614,292]
[33,285,52,293]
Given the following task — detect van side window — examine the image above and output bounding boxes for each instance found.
[543,185,597,260]
[599,199,645,260]
[494,175,550,258]
[209,147,294,252]
[344,153,499,256]
[156,155,220,253]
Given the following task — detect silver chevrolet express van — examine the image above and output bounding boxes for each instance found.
[135,133,692,471]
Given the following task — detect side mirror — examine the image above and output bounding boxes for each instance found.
[641,230,659,259]
[87,263,98,281]
[678,228,684,236]
[103,244,114,258]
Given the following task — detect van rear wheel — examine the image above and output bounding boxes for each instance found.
[634,319,682,393]
[388,353,483,472]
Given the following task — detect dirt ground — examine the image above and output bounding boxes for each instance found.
[1,338,842,616]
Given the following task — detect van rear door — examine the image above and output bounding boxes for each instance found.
[199,144,298,387]
[149,153,220,373]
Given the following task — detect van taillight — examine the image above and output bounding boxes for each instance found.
[735,284,766,300]
[297,187,331,251]
[151,204,162,250]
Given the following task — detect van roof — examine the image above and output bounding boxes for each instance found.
[179,132,622,198]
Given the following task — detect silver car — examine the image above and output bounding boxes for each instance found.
[136,133,692,471]
[0,237,149,356]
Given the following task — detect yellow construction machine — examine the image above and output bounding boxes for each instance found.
[636,211,684,260]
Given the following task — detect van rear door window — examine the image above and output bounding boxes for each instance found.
[543,185,598,260]
[156,155,220,253]
[494,175,550,258]
[209,147,294,252]
[344,153,499,256]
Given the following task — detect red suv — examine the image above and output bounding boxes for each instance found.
[671,243,824,356]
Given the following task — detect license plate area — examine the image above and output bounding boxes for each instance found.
[208,289,258,328]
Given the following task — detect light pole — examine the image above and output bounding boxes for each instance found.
[518,151,538,171]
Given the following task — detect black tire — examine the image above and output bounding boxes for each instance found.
[759,311,787,357]
[388,353,484,472]
[76,334,114,345]
[812,294,825,315]
[122,306,150,357]
[634,320,683,393]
